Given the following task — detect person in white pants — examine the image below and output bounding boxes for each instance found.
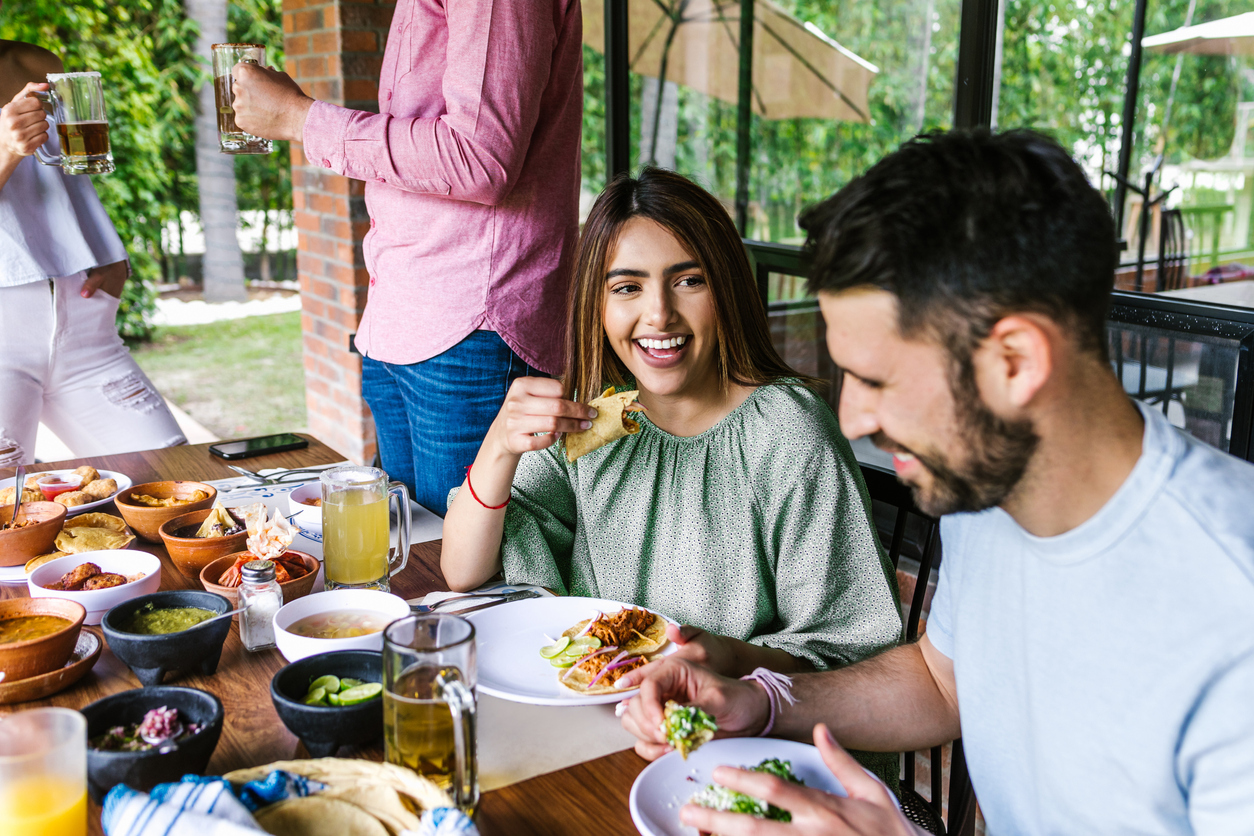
[0,40,185,466]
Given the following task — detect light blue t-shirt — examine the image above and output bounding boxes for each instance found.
[928,402,1254,835]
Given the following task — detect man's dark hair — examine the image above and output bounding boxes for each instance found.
[801,129,1118,361]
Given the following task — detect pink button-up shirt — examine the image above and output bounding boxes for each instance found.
[302,0,583,374]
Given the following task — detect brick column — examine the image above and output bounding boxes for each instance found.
[283,0,394,464]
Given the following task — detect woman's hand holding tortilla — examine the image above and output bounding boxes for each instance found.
[487,376,597,457]
[615,657,770,760]
[678,725,921,836]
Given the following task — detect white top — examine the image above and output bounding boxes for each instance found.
[0,149,127,287]
[928,402,1254,834]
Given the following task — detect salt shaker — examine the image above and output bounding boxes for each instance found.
[239,559,283,652]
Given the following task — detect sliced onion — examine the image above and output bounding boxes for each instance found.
[560,645,618,681]
[576,613,603,638]
[585,651,630,690]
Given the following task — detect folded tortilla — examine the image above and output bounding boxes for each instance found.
[564,388,644,463]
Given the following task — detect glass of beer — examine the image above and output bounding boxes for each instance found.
[383,614,478,813]
[211,43,273,155]
[0,708,88,836]
[320,465,410,592]
[32,72,114,175]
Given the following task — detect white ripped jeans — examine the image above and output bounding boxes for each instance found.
[0,272,186,466]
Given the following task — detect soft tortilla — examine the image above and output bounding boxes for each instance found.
[224,758,452,813]
[24,551,68,574]
[564,388,643,463]
[560,608,667,655]
[55,513,133,553]
[254,796,388,836]
[64,513,128,533]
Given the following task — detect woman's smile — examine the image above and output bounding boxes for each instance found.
[633,333,691,367]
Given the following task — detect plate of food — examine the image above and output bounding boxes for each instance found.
[630,737,890,836]
[0,467,132,516]
[465,596,674,706]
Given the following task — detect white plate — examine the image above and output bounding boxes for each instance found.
[629,737,896,836]
[466,596,673,707]
[27,469,132,516]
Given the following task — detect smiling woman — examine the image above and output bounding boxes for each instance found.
[440,171,903,783]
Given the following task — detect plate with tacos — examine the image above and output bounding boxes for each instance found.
[465,596,675,706]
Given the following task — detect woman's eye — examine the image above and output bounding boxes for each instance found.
[610,282,641,295]
[677,275,705,288]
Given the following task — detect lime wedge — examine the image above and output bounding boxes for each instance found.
[571,636,601,649]
[340,678,364,690]
[303,687,327,705]
[309,675,340,694]
[337,683,383,705]
[539,636,571,658]
[326,691,343,706]
[550,656,576,668]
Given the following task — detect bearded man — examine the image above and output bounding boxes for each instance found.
[617,129,1254,835]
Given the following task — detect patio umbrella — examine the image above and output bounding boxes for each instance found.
[1142,10,1254,56]
[582,0,878,122]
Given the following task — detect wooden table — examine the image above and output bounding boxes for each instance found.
[0,437,647,836]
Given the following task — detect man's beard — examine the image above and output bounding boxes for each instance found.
[881,369,1039,517]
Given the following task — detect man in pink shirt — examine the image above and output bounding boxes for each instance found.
[231,0,583,513]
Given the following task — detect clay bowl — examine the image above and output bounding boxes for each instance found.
[0,502,67,567]
[270,650,383,757]
[159,508,248,582]
[82,686,223,802]
[200,551,320,615]
[0,597,86,682]
[114,481,216,543]
[101,591,232,687]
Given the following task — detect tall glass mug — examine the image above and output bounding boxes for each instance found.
[0,708,88,836]
[320,465,410,591]
[211,43,273,155]
[33,72,114,175]
[384,614,478,813]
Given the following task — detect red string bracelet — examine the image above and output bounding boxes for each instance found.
[465,464,510,510]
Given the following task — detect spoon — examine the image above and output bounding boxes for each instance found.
[198,606,247,627]
[7,465,24,527]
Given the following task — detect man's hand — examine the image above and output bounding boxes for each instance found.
[616,657,769,760]
[229,63,313,143]
[665,622,740,676]
[678,725,925,835]
[0,83,51,160]
[82,260,129,299]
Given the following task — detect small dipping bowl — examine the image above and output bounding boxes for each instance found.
[159,508,249,581]
[273,589,411,662]
[286,483,322,533]
[0,597,86,682]
[270,649,383,757]
[35,474,82,502]
[101,591,232,687]
[200,551,320,616]
[81,685,223,802]
[0,501,67,568]
[113,481,216,543]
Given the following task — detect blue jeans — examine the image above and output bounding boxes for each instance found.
[361,330,542,515]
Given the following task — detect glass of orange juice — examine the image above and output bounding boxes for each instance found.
[0,707,88,836]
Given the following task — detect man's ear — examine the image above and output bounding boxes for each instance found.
[974,315,1054,411]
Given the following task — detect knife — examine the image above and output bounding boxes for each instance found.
[410,589,541,616]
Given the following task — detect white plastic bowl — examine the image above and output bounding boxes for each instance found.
[286,483,322,533]
[28,550,163,625]
[273,588,410,662]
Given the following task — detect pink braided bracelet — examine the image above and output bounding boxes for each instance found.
[740,667,797,737]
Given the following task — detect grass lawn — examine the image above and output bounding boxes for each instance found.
[130,312,306,440]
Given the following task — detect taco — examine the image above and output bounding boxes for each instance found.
[662,700,717,759]
[558,646,651,695]
[564,388,646,462]
[562,606,667,654]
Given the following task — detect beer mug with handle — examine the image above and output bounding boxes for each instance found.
[212,43,273,155]
[384,614,479,814]
[320,465,411,592]
[32,72,114,175]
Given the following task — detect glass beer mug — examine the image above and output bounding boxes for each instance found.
[33,72,114,175]
[319,465,410,591]
[211,43,273,155]
[383,615,478,813]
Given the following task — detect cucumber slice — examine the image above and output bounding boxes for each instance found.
[303,687,327,705]
[309,675,340,694]
[337,683,384,705]
[539,636,571,658]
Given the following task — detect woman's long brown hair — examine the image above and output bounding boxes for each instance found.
[563,167,815,402]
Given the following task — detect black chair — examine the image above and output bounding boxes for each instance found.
[1156,208,1189,293]
[860,463,977,836]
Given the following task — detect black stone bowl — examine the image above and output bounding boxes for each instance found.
[102,591,232,687]
[82,686,224,802]
[270,649,384,757]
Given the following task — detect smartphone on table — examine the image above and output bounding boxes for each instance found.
[209,433,309,460]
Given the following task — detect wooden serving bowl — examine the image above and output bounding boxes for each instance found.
[114,481,216,543]
[0,597,86,682]
[159,509,249,582]
[200,551,320,615]
[0,501,67,567]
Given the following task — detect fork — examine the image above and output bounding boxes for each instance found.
[226,465,333,485]
[408,589,540,614]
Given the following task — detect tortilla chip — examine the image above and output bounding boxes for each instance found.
[65,513,127,533]
[24,552,68,574]
[255,796,389,836]
[564,388,644,462]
